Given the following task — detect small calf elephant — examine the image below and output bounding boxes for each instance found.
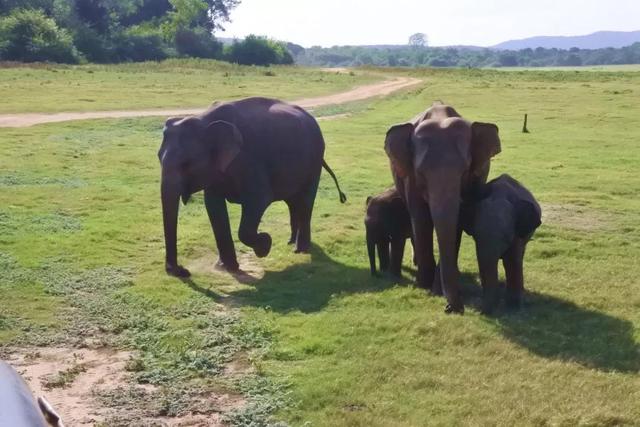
[365,188,413,277]
[462,174,542,314]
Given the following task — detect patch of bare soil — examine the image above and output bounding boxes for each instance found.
[295,77,422,109]
[541,203,610,231]
[0,77,421,128]
[188,251,265,284]
[5,347,245,426]
[316,113,351,121]
[319,67,351,74]
[7,347,132,425]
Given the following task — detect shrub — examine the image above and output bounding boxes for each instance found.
[72,25,113,63]
[225,34,293,66]
[0,8,79,63]
[175,28,222,59]
[113,28,169,62]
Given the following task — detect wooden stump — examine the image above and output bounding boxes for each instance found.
[522,114,530,133]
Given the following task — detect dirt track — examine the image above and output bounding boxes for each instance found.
[0,76,421,128]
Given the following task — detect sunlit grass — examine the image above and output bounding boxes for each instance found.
[1,66,639,424]
[0,59,379,113]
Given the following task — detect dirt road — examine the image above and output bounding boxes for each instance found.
[0,76,421,128]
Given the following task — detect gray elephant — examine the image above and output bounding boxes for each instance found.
[159,97,346,277]
[385,102,501,314]
[462,174,542,314]
[365,187,413,278]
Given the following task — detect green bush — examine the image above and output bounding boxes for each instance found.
[71,25,113,63]
[114,28,169,62]
[0,8,79,63]
[175,28,222,59]
[226,35,293,66]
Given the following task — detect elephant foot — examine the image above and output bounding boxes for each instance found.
[253,233,272,258]
[505,288,523,311]
[444,303,465,315]
[385,270,402,281]
[481,287,500,315]
[287,238,296,245]
[430,281,444,296]
[215,258,240,273]
[166,263,191,278]
[415,281,430,291]
[294,240,310,254]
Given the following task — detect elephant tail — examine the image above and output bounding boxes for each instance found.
[322,160,347,203]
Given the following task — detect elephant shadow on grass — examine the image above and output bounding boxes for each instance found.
[226,244,397,314]
[457,275,640,373]
[185,247,639,373]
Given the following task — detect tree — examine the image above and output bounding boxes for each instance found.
[409,32,427,47]
[0,8,79,63]
[226,35,293,66]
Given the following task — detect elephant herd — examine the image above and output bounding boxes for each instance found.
[158,97,541,315]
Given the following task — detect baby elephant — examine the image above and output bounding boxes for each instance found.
[463,174,542,314]
[365,188,413,277]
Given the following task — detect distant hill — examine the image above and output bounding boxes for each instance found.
[492,30,640,50]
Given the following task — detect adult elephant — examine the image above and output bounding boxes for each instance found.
[384,102,501,313]
[159,97,346,278]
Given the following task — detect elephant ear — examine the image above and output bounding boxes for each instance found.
[514,199,541,238]
[384,123,414,178]
[164,116,184,130]
[470,122,501,177]
[205,120,243,173]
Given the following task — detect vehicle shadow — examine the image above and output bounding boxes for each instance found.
[458,274,640,373]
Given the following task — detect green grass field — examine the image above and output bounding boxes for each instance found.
[0,59,378,113]
[1,63,640,425]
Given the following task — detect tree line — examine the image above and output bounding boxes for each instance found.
[2,2,639,68]
[0,0,293,65]
[292,43,640,68]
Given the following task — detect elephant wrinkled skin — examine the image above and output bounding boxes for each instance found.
[463,174,542,314]
[385,102,501,313]
[365,187,413,278]
[158,97,346,277]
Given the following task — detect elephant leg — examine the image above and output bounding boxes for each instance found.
[367,233,378,276]
[410,237,417,266]
[389,236,406,278]
[285,199,298,245]
[293,177,320,254]
[431,224,463,295]
[503,239,526,310]
[238,195,272,258]
[477,247,500,315]
[204,190,239,272]
[411,204,436,291]
[377,239,390,273]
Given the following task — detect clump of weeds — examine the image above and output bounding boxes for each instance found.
[1,257,289,425]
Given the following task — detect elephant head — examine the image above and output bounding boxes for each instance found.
[384,105,501,311]
[158,116,243,276]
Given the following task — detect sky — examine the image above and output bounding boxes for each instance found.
[220,0,640,47]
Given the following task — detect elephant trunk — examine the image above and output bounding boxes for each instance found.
[161,177,181,269]
[430,189,463,312]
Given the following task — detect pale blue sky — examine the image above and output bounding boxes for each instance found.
[221,0,640,47]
